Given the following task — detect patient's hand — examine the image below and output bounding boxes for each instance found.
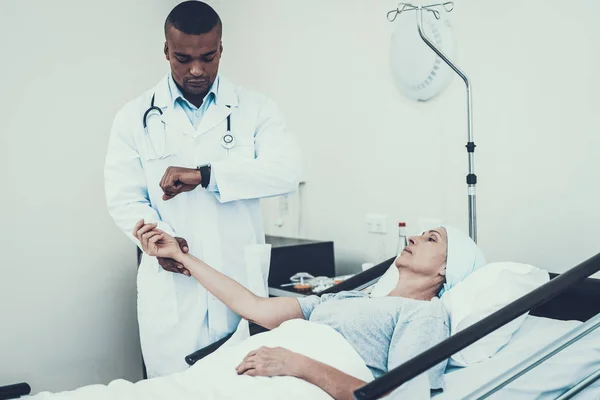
[235,347,302,378]
[133,219,183,262]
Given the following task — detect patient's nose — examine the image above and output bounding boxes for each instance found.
[408,237,417,245]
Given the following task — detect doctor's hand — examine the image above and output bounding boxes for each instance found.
[133,220,184,262]
[235,347,303,378]
[160,166,202,201]
[158,237,191,277]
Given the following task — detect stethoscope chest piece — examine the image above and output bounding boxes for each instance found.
[221,133,235,150]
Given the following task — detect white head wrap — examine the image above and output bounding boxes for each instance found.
[438,225,486,297]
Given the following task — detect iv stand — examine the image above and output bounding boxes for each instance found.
[388,2,478,243]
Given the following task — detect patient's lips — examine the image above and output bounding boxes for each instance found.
[403,247,413,255]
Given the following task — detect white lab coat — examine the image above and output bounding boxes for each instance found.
[104,74,302,378]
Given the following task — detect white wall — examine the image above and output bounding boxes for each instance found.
[0,0,178,394]
[211,0,600,275]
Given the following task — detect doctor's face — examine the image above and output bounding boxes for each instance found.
[164,25,222,98]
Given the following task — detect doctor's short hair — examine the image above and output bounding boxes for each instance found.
[165,1,222,36]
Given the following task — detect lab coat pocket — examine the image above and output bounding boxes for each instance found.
[228,142,255,160]
[142,153,176,178]
[141,149,180,204]
[244,244,272,298]
[141,117,173,161]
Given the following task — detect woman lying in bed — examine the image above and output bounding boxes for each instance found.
[133,220,486,400]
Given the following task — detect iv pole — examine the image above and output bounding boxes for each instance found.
[388,2,478,243]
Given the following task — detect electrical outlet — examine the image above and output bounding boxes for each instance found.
[366,214,388,234]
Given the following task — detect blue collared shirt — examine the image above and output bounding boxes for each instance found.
[167,74,221,191]
[167,74,219,129]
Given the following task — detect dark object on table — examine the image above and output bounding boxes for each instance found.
[265,235,335,288]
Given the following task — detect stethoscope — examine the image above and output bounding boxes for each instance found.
[142,93,235,158]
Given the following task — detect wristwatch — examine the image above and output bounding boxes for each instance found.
[196,163,211,189]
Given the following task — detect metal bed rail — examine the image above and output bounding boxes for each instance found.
[0,382,30,400]
[353,251,600,400]
[463,312,600,399]
[557,368,600,400]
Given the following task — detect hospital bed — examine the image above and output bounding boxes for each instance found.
[185,252,600,399]
[3,253,600,400]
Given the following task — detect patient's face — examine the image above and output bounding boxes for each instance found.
[395,227,447,277]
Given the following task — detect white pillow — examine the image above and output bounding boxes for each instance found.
[369,261,399,297]
[441,262,549,367]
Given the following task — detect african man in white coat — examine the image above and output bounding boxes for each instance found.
[104,1,301,377]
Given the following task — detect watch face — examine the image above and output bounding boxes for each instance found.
[389,11,456,102]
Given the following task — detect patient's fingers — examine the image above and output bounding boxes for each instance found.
[141,230,161,251]
[132,219,145,236]
[148,233,164,245]
[238,357,255,370]
[236,349,260,374]
[236,360,255,375]
[142,229,161,244]
[135,223,157,242]
[142,230,161,241]
[136,223,155,239]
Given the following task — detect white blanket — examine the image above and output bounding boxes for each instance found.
[27,320,374,400]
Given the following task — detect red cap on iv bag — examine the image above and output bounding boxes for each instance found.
[396,222,408,255]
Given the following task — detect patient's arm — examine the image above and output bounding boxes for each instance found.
[133,220,304,330]
[181,252,303,329]
[294,357,366,400]
[236,347,365,400]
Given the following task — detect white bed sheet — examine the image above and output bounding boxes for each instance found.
[435,315,600,399]
[23,315,600,400]
[25,319,374,400]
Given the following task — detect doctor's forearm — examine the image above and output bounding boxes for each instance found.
[210,157,301,203]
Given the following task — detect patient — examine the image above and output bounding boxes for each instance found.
[134,221,485,400]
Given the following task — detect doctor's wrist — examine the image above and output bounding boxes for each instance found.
[189,169,202,186]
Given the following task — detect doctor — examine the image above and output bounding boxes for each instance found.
[104,1,301,378]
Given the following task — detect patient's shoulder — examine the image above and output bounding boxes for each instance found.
[398,297,449,325]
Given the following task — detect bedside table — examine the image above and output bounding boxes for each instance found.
[265,235,335,297]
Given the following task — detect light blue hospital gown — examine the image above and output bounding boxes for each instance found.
[296,291,450,399]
